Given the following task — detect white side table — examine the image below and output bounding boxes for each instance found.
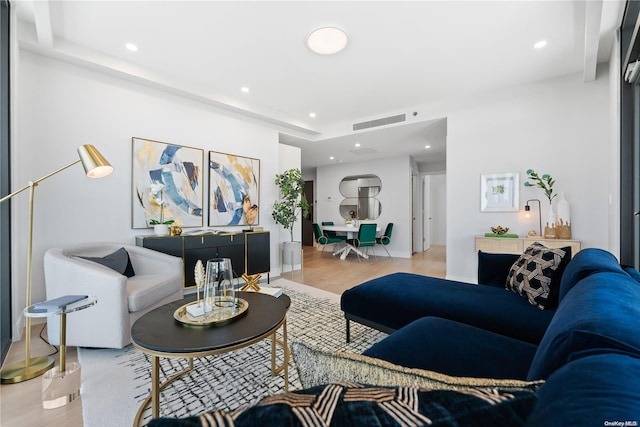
[24,296,97,409]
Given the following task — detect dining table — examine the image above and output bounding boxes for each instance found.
[322,224,381,260]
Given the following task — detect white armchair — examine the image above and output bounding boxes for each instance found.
[44,242,183,349]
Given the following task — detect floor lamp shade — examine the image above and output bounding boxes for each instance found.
[0,144,112,384]
[78,144,113,178]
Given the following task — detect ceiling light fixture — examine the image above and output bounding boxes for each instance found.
[329,156,335,160]
[355,143,361,147]
[425,145,431,149]
[125,43,138,52]
[241,87,250,93]
[534,40,547,49]
[307,27,348,55]
[309,112,316,118]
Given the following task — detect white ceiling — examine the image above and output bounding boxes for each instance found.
[13,0,625,171]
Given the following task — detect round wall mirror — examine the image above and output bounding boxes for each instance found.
[338,174,382,220]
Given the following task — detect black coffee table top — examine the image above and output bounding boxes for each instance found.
[131,292,291,355]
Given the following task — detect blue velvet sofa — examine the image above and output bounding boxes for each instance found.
[340,249,569,345]
[343,248,640,424]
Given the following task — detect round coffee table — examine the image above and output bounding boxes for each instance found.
[131,291,291,425]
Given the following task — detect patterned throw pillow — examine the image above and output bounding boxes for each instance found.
[505,243,570,309]
[148,382,538,427]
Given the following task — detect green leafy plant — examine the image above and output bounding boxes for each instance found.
[272,168,309,242]
[524,169,556,204]
[149,182,175,225]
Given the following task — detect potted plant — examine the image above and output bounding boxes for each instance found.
[272,168,309,266]
[149,182,174,236]
[524,169,557,239]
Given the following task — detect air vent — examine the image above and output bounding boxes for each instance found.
[353,114,406,131]
[349,148,377,155]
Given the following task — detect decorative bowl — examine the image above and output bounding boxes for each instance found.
[491,226,509,235]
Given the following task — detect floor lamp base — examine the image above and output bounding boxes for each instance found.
[1,355,55,384]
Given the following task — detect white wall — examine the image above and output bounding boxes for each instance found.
[315,157,413,258]
[608,31,621,258]
[11,52,286,338]
[443,66,611,282]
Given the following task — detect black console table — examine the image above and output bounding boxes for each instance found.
[136,230,270,289]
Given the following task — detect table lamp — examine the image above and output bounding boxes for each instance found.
[524,199,542,237]
[0,144,113,384]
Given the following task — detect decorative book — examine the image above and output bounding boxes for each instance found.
[32,295,88,313]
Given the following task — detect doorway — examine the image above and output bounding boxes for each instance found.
[302,180,314,246]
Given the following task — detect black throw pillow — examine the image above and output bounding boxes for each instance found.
[78,247,135,278]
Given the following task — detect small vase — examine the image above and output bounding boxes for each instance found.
[544,203,557,239]
[556,192,571,239]
[154,224,170,236]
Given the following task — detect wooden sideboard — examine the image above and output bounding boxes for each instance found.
[136,230,270,289]
[474,236,582,257]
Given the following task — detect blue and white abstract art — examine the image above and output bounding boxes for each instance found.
[208,151,260,226]
[132,137,204,228]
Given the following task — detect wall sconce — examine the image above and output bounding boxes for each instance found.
[525,199,542,237]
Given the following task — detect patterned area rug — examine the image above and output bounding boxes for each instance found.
[78,279,387,426]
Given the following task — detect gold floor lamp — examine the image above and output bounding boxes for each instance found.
[0,144,113,384]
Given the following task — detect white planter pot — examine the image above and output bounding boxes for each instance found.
[282,241,302,265]
[154,224,170,236]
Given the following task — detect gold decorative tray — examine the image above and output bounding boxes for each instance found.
[173,298,249,327]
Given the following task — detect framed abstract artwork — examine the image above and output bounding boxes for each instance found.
[480,172,519,212]
[132,137,204,228]
[208,151,260,226]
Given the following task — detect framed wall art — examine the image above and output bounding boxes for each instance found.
[480,172,519,212]
[208,151,260,226]
[132,137,204,228]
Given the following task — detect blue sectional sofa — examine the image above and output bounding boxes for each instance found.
[342,248,640,424]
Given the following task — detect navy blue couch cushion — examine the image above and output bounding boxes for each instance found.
[558,248,624,301]
[477,251,520,287]
[341,272,555,344]
[526,353,640,426]
[527,271,640,380]
[363,317,538,380]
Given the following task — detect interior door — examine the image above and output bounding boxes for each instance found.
[423,175,432,251]
[302,180,314,246]
[412,173,422,253]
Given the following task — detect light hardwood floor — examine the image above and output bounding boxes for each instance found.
[0,245,445,427]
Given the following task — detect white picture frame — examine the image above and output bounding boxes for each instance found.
[480,172,519,212]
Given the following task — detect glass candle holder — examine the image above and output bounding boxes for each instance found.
[203,258,237,321]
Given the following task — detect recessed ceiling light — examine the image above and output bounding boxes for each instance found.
[309,112,316,118]
[241,87,250,93]
[307,27,348,55]
[355,143,361,147]
[534,40,547,49]
[329,156,335,160]
[125,43,138,52]
[425,145,431,149]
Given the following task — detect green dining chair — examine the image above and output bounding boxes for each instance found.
[312,223,343,255]
[376,223,394,259]
[346,223,378,262]
[321,221,346,241]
